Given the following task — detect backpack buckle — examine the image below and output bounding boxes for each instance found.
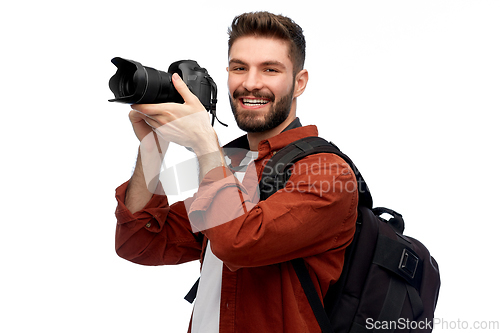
[399,248,419,279]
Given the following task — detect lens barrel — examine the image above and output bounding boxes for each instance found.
[108,57,182,104]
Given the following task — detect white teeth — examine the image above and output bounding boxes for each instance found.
[242,98,269,105]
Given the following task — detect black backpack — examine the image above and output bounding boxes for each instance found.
[259,136,441,333]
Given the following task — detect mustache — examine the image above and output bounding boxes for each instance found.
[232,89,275,101]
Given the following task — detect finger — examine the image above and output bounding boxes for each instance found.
[130,106,166,121]
[171,73,199,105]
[131,103,164,116]
[131,103,183,124]
[129,109,162,128]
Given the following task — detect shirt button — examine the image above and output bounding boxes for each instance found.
[145,222,152,228]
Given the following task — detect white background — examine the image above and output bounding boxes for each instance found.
[2,0,499,332]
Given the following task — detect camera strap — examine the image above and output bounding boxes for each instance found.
[205,75,227,127]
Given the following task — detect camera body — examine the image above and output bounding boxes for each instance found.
[108,57,214,110]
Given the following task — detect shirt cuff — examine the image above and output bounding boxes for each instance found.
[186,166,252,232]
[115,180,170,229]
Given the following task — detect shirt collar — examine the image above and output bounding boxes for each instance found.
[223,117,319,163]
[223,117,304,151]
[263,123,319,153]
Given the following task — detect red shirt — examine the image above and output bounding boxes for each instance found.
[115,123,358,332]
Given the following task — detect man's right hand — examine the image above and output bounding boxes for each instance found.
[129,109,154,142]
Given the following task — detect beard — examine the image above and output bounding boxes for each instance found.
[229,84,295,133]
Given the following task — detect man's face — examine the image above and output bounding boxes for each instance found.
[227,36,297,133]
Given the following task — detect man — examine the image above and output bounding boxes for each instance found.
[115,11,358,332]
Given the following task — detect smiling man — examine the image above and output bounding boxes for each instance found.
[114,11,358,333]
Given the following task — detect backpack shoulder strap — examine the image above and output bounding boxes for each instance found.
[292,258,335,333]
[259,136,372,333]
[259,136,373,208]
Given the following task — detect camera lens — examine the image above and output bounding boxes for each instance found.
[109,57,183,104]
[121,75,136,97]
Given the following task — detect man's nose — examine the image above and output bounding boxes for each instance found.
[242,69,264,91]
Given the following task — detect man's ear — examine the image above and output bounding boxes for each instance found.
[293,69,309,98]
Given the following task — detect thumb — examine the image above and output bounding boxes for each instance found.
[172,73,198,105]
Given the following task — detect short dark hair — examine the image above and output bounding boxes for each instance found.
[228,11,306,75]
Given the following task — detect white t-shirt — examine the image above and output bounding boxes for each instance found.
[190,150,259,333]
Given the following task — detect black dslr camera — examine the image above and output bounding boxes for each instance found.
[108,57,225,126]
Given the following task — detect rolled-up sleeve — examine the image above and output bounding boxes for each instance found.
[186,166,256,234]
[114,181,203,266]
